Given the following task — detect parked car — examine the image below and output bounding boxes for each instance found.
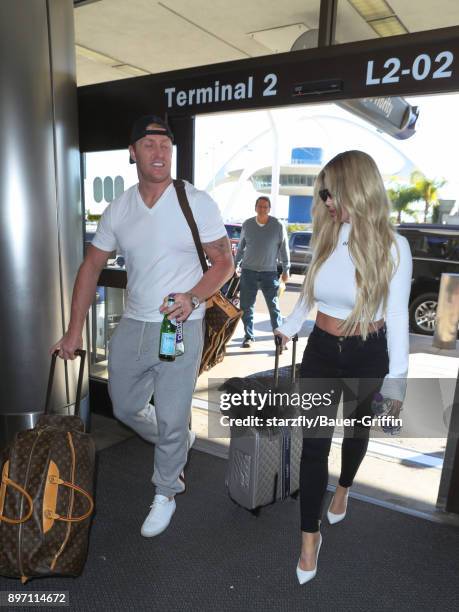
[285,224,459,336]
[397,224,459,335]
[289,230,313,274]
[225,223,242,256]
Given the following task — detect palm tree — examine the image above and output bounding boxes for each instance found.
[387,184,420,223]
[410,172,446,223]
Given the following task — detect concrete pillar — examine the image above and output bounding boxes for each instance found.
[0,0,88,448]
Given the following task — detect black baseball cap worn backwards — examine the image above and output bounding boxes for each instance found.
[129,114,174,164]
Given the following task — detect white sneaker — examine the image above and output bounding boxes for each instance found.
[141,495,176,537]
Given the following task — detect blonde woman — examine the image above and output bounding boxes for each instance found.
[275,150,412,584]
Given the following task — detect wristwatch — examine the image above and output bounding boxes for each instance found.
[188,294,200,310]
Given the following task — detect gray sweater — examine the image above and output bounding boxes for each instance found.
[235,216,290,273]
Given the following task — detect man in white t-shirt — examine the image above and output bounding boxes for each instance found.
[51,115,233,537]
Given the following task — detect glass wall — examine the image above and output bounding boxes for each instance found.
[195,97,457,225]
[83,149,139,249]
[84,146,177,247]
[194,93,459,514]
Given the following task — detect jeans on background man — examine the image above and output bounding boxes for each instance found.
[239,269,282,341]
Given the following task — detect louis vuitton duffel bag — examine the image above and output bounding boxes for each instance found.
[0,350,95,583]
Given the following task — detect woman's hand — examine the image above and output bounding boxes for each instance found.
[274,329,290,348]
[380,397,403,435]
[387,399,403,421]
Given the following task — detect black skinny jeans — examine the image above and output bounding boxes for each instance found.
[299,325,389,533]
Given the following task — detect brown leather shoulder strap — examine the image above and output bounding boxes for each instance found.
[173,179,208,273]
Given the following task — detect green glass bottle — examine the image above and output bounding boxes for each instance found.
[159,295,177,361]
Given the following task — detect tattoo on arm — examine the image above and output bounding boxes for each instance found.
[202,236,232,263]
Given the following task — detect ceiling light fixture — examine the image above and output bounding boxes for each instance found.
[347,0,408,36]
[370,16,408,37]
[348,0,393,21]
[75,44,150,76]
[73,0,102,7]
[75,44,115,66]
[112,64,150,77]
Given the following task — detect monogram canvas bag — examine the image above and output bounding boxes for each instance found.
[173,180,242,375]
[0,350,95,583]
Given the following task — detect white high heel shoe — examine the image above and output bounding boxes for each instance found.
[327,493,349,525]
[296,533,322,585]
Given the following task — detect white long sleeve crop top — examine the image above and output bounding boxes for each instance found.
[277,222,413,401]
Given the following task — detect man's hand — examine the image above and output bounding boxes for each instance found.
[49,244,111,361]
[281,272,290,283]
[274,329,290,348]
[160,293,194,323]
[50,332,83,360]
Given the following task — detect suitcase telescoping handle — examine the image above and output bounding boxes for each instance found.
[274,334,298,388]
[44,349,86,416]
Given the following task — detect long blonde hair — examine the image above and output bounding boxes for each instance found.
[303,150,399,339]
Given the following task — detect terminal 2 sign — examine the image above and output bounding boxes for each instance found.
[161,41,458,114]
[164,73,277,108]
[78,26,459,151]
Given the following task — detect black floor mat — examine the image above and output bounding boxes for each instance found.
[0,436,458,611]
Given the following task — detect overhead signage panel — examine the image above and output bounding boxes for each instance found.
[158,34,458,115]
[336,97,419,140]
[78,26,459,151]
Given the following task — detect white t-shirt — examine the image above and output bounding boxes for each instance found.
[277,222,413,401]
[92,181,226,322]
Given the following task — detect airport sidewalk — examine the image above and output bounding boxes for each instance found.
[91,279,459,523]
[194,312,459,401]
[191,311,459,524]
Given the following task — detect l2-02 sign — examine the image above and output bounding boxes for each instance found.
[366,51,454,85]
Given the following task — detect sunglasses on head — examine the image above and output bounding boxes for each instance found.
[319,188,332,203]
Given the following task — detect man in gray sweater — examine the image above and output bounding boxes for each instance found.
[235,196,290,347]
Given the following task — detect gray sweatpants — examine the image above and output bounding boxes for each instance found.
[108,316,204,498]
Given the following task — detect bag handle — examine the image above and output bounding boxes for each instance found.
[44,476,94,523]
[44,349,86,416]
[0,462,34,525]
[274,334,298,388]
[173,179,209,274]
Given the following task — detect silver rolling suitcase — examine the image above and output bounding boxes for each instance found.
[224,336,302,514]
